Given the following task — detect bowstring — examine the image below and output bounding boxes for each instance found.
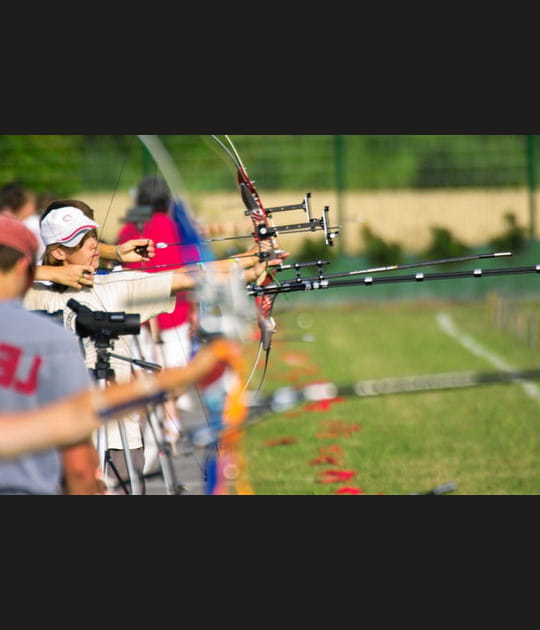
[127,161,190,443]
[137,143,210,442]
[96,135,137,245]
[131,138,213,442]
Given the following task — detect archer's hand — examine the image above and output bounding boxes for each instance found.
[35,264,95,290]
[258,239,290,264]
[117,239,156,263]
[242,241,290,268]
[241,258,281,284]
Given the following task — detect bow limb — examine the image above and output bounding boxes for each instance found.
[203,338,254,495]
[134,136,258,494]
[185,263,258,495]
[137,135,190,212]
[133,135,222,486]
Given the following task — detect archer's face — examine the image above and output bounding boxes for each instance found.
[16,199,37,222]
[65,234,100,270]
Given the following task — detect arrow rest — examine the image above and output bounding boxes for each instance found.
[255,224,277,239]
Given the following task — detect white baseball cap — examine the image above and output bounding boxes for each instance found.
[41,206,99,247]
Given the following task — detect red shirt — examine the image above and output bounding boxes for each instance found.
[116,211,199,331]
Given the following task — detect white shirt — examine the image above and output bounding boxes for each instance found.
[23,270,177,449]
[23,214,46,264]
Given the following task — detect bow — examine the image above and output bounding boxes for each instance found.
[133,135,257,494]
[184,264,256,494]
[102,134,341,493]
[210,135,282,393]
[210,134,340,392]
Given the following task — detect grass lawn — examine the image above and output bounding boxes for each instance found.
[241,298,540,495]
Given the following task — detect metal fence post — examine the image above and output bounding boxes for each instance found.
[526,135,537,240]
[334,134,345,255]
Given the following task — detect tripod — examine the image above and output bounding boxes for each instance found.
[89,338,147,495]
[92,335,187,494]
[67,299,186,494]
[67,298,148,495]
[131,333,185,495]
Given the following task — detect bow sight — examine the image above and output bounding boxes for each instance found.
[252,193,341,247]
[212,135,340,249]
[169,192,341,250]
[255,193,339,247]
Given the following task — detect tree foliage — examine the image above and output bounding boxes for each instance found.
[0,134,535,195]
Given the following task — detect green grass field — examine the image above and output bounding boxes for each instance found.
[242,298,540,495]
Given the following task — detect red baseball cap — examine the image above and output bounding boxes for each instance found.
[0,214,39,262]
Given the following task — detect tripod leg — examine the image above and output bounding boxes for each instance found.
[93,376,109,480]
[96,425,108,478]
[145,404,183,495]
[117,421,143,495]
[104,450,130,495]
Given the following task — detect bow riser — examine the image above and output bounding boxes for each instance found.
[211,134,340,392]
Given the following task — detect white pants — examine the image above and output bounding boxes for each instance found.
[133,323,199,475]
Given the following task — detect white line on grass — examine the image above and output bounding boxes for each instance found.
[436,312,540,403]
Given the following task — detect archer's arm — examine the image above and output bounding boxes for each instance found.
[61,440,105,495]
[34,264,95,289]
[34,239,158,289]
[0,339,241,459]
[99,239,156,263]
[169,240,288,294]
[169,261,275,294]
